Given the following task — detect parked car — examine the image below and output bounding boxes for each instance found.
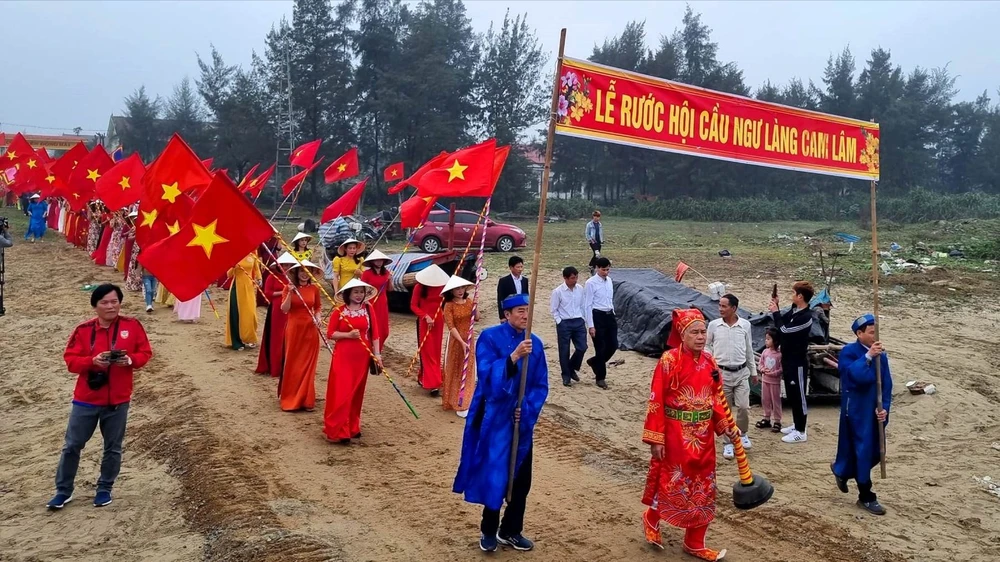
[412,210,526,253]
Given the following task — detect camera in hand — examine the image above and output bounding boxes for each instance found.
[0,216,8,229]
[107,350,125,362]
[87,370,109,390]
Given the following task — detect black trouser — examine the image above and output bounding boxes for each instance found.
[481,448,532,538]
[556,318,587,384]
[782,362,808,432]
[589,310,618,383]
[588,242,602,269]
[857,480,877,503]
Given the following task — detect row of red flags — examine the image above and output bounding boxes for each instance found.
[2,131,510,302]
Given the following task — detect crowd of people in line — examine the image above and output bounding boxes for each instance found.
[16,199,892,560]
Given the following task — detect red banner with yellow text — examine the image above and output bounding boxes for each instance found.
[555,57,879,181]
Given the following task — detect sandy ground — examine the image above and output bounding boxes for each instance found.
[1,236,998,562]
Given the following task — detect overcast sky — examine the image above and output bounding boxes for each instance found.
[3,1,997,136]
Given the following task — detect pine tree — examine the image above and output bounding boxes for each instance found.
[165,77,207,154]
[474,10,547,210]
[121,86,164,161]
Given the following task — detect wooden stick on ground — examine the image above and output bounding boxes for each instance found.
[507,28,566,504]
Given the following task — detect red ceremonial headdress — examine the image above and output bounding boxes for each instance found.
[667,307,706,349]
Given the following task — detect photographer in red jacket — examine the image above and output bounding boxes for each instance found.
[47,284,152,510]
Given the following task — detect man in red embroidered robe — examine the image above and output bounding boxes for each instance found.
[641,308,739,561]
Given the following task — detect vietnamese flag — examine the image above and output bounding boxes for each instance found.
[0,132,5,147]
[236,163,260,191]
[96,153,145,210]
[244,164,275,197]
[290,139,321,168]
[201,158,214,170]
[50,142,90,183]
[281,158,323,196]
[142,134,212,211]
[321,177,368,223]
[389,151,449,195]
[138,172,275,302]
[136,190,195,249]
[399,195,438,228]
[38,162,69,198]
[3,133,36,166]
[383,162,404,182]
[675,262,690,282]
[323,147,359,183]
[66,145,114,209]
[35,148,53,165]
[414,139,499,198]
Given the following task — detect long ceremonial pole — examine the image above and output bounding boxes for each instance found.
[507,28,566,503]
[869,174,887,479]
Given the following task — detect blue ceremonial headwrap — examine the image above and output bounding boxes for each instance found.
[502,293,530,311]
[852,313,876,333]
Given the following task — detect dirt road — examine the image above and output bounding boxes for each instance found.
[1,238,997,561]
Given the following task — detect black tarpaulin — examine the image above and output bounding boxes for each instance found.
[612,268,828,357]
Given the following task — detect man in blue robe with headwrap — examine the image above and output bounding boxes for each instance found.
[453,293,549,553]
[832,313,892,515]
[25,193,48,242]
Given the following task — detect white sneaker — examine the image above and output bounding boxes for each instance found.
[723,444,734,459]
[781,430,807,444]
[456,410,469,418]
[741,434,753,450]
[145,305,154,312]
[780,425,796,435]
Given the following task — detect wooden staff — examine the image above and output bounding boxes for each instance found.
[869,175,887,479]
[507,28,566,503]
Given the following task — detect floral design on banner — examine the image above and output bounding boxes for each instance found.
[860,128,880,176]
[558,70,593,125]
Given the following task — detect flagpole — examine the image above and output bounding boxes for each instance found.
[507,28,566,504]
[869,174,887,480]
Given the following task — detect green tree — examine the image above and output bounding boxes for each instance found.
[164,76,208,154]
[289,0,356,212]
[121,86,164,161]
[474,10,547,210]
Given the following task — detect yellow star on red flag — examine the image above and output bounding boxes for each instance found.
[26,158,38,169]
[186,220,229,258]
[86,169,101,182]
[140,209,159,228]
[446,160,468,182]
[119,177,131,190]
[161,182,182,204]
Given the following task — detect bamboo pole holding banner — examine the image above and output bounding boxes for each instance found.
[507,28,566,504]
[869,174,887,479]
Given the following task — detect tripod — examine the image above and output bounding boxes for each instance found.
[0,247,6,316]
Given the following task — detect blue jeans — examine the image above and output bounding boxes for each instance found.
[55,403,130,495]
[142,275,158,308]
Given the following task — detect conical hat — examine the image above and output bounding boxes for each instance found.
[363,249,393,266]
[414,264,449,287]
[291,232,312,244]
[337,237,366,256]
[336,278,377,304]
[442,275,473,294]
[276,252,299,265]
[289,259,322,273]
[30,193,41,199]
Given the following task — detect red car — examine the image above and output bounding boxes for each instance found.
[414,210,526,253]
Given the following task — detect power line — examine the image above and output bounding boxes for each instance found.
[0,121,104,134]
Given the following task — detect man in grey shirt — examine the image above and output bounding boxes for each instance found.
[706,293,756,460]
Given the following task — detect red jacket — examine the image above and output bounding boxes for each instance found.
[63,315,153,406]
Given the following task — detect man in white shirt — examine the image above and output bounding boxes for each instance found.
[706,293,757,459]
[584,257,617,389]
[550,266,587,387]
